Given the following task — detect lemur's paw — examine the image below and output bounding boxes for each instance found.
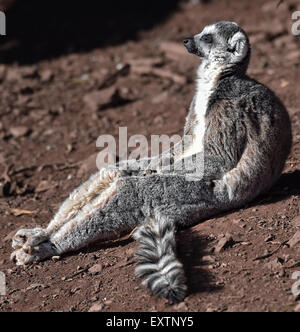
[12,228,48,250]
[11,240,57,266]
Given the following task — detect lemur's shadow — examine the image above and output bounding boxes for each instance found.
[74,228,221,297]
[63,227,220,297]
[176,229,223,296]
[0,0,181,64]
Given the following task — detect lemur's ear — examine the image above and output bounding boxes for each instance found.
[228,31,248,63]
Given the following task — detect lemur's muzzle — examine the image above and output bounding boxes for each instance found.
[183,37,196,54]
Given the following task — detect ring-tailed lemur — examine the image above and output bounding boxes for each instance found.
[10,21,291,304]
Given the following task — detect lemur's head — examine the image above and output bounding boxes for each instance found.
[184,21,250,73]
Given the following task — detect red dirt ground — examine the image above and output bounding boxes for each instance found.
[0,0,300,312]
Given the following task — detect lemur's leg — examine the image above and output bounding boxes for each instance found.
[11,168,123,254]
[133,209,186,303]
[11,167,232,267]
[46,168,123,234]
[11,173,140,265]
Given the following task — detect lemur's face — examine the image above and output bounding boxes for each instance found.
[184,21,249,66]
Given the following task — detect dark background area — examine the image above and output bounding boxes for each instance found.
[0,0,181,64]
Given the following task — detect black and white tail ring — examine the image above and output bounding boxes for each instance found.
[133,215,187,303]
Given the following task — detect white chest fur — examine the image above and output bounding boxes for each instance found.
[183,62,222,158]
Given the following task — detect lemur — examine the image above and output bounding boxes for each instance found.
[10,21,292,304]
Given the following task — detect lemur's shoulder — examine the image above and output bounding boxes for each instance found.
[207,75,287,120]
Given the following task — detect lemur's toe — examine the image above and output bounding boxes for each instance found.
[10,248,36,266]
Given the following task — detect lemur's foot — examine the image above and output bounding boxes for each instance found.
[12,228,49,250]
[11,228,56,266]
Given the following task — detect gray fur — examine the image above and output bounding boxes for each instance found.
[10,21,292,303]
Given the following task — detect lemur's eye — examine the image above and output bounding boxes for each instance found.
[201,34,213,43]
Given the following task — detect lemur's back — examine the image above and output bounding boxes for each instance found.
[204,75,291,188]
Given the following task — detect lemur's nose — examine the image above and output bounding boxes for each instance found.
[183,37,194,47]
[183,38,196,54]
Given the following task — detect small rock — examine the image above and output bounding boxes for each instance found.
[174,301,188,311]
[232,218,246,228]
[6,68,21,82]
[88,264,103,275]
[83,86,120,111]
[70,287,80,295]
[88,303,103,312]
[10,126,30,138]
[20,66,37,78]
[214,233,235,253]
[287,231,300,248]
[40,69,54,82]
[153,115,164,125]
[91,296,99,302]
[26,283,43,291]
[280,80,289,88]
[264,257,283,271]
[264,234,275,242]
[286,50,300,62]
[35,180,52,193]
[291,216,300,228]
[241,241,252,246]
[51,256,61,262]
[151,91,168,104]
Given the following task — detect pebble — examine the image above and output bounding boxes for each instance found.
[287,231,300,248]
[214,233,235,253]
[10,126,29,138]
[88,264,103,275]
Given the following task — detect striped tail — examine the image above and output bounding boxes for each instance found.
[133,216,187,303]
